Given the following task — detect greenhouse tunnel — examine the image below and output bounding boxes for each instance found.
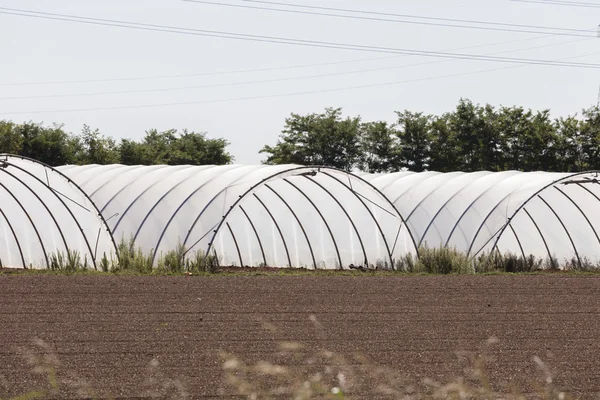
[365,170,600,264]
[57,164,418,269]
[0,154,117,269]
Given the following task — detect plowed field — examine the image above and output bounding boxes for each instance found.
[1,275,599,399]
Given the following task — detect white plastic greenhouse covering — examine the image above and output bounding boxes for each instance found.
[5,161,598,270]
[57,164,416,269]
[0,155,117,269]
[364,171,600,264]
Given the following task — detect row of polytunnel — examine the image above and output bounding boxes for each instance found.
[1,153,599,269]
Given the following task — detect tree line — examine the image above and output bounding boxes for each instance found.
[0,121,232,166]
[261,99,600,173]
[1,98,599,172]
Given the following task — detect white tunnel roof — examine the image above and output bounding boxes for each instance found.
[57,164,417,269]
[2,160,597,269]
[364,170,600,264]
[0,155,117,269]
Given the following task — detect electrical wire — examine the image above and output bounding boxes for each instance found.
[3,48,599,116]
[0,35,554,87]
[511,0,600,7]
[0,37,588,101]
[183,0,596,35]
[0,8,599,69]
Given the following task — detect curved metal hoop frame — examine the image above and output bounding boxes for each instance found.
[470,171,600,259]
[0,154,120,265]
[204,166,420,268]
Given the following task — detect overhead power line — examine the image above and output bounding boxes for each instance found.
[0,35,554,87]
[183,0,596,35]
[0,37,588,101]
[511,0,600,7]
[0,7,599,70]
[2,49,600,116]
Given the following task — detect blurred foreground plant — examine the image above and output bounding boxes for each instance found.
[218,316,577,400]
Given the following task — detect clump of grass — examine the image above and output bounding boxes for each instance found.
[113,237,154,274]
[155,242,221,274]
[563,256,600,272]
[472,252,541,274]
[186,249,220,273]
[387,247,600,275]
[394,252,416,272]
[18,241,600,275]
[38,238,221,275]
[544,255,560,271]
[156,242,187,274]
[48,250,88,273]
[414,246,474,275]
[99,252,110,273]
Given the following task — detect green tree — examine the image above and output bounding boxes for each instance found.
[119,129,232,166]
[530,110,560,171]
[498,107,559,172]
[260,108,362,171]
[475,104,505,171]
[359,121,399,173]
[395,111,432,172]
[554,115,583,172]
[579,106,600,170]
[168,130,232,165]
[498,106,531,171]
[16,122,78,166]
[119,139,149,165]
[428,113,460,172]
[139,129,177,165]
[75,125,120,165]
[0,121,23,155]
[448,99,480,171]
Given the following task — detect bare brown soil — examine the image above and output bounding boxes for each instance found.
[1,275,599,399]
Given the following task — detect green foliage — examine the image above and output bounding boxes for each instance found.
[261,100,600,173]
[100,253,110,273]
[95,238,220,274]
[3,99,600,172]
[156,242,187,274]
[395,110,432,172]
[14,122,80,166]
[260,108,363,171]
[388,247,598,275]
[75,125,120,165]
[156,242,221,274]
[186,249,220,273]
[359,121,398,173]
[48,250,89,273]
[414,246,474,275]
[0,122,232,167]
[8,245,600,275]
[472,252,541,274]
[120,128,232,166]
[0,120,22,154]
[113,238,154,274]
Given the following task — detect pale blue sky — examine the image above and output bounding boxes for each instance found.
[1,0,599,164]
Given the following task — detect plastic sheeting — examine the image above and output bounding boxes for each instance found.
[58,164,417,269]
[365,171,600,264]
[0,155,117,269]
